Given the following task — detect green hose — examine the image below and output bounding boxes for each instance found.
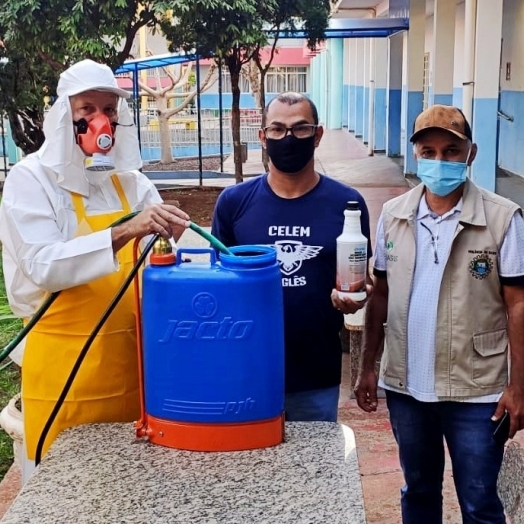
[189,221,233,255]
[0,215,232,365]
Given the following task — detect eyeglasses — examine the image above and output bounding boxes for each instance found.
[420,221,441,264]
[263,124,317,140]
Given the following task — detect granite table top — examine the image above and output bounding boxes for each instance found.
[1,421,366,524]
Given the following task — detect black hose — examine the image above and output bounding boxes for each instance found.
[34,234,159,465]
[0,212,141,365]
[0,293,60,364]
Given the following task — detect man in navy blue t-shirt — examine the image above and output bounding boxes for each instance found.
[211,92,372,421]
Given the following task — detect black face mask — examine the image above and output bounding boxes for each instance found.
[266,135,316,174]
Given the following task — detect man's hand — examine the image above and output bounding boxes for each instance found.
[492,384,524,439]
[331,284,373,315]
[354,368,379,412]
[111,203,190,252]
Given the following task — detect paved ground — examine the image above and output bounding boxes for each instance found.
[2,129,524,522]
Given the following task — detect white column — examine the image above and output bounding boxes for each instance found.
[387,33,403,157]
[401,0,426,175]
[355,39,366,138]
[374,38,388,152]
[362,39,370,143]
[470,0,503,191]
[431,0,456,106]
[343,39,351,128]
[349,40,358,132]
[367,38,376,154]
[462,0,477,123]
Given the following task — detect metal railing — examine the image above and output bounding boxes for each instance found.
[137,110,262,160]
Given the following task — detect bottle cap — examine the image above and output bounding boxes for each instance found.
[346,201,360,211]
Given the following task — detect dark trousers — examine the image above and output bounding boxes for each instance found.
[386,390,505,524]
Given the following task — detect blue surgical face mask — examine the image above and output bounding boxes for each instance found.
[417,157,468,197]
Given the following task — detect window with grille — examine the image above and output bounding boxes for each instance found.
[220,68,251,93]
[265,66,308,93]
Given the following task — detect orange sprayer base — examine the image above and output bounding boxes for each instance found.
[139,413,285,451]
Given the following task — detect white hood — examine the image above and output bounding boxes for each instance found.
[38,59,142,196]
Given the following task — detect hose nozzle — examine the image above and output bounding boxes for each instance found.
[150,237,175,265]
[152,237,172,255]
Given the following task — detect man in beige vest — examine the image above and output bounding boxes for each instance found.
[355,105,524,523]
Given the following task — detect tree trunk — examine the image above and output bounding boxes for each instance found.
[247,58,269,172]
[230,66,243,184]
[258,71,269,172]
[8,109,45,155]
[157,95,174,165]
[158,112,174,165]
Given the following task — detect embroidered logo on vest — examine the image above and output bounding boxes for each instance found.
[469,254,493,280]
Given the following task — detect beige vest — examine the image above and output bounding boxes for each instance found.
[380,179,520,397]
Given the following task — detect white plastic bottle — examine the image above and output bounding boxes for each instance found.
[336,201,368,301]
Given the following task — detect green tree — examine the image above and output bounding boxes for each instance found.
[161,0,332,183]
[0,0,160,154]
[250,0,331,171]
[136,60,217,166]
[160,0,270,183]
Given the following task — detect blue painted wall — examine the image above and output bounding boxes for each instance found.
[310,57,322,112]
[374,88,387,151]
[453,88,463,108]
[387,89,402,156]
[328,39,344,129]
[349,85,356,131]
[403,90,424,174]
[498,90,524,177]
[471,97,499,191]
[343,84,349,128]
[355,86,364,137]
[363,87,369,143]
[317,52,327,125]
[199,93,257,109]
[434,94,453,105]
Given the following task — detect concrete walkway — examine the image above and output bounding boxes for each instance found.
[1,129,523,522]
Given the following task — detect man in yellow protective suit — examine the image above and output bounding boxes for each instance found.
[0,59,190,481]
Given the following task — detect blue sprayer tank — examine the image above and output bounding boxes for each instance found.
[140,245,285,451]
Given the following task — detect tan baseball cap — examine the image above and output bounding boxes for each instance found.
[410,104,472,143]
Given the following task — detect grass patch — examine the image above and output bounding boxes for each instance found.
[0,260,22,482]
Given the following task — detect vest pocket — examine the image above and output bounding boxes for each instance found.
[472,328,508,387]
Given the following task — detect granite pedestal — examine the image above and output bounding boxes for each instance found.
[0,421,365,524]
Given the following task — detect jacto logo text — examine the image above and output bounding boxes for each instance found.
[159,316,254,342]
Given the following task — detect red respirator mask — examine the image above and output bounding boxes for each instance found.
[74,115,116,171]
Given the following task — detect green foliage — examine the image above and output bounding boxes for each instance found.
[0,364,20,482]
[159,0,332,182]
[160,0,270,63]
[0,258,21,482]
[0,0,159,153]
[0,0,332,159]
